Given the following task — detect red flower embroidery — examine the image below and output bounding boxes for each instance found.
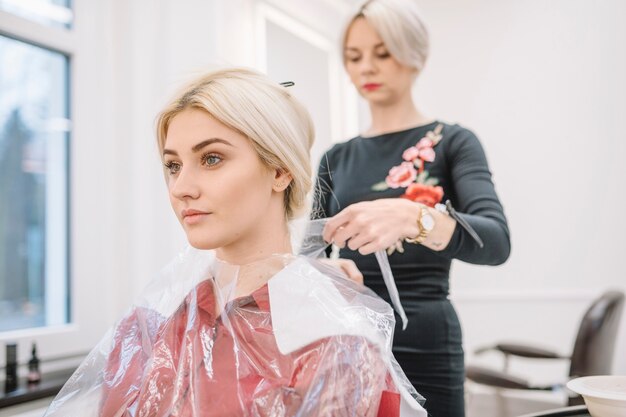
[402,146,420,161]
[417,147,435,163]
[369,124,445,254]
[403,145,434,163]
[385,162,417,189]
[416,137,434,150]
[400,183,444,208]
[372,124,444,194]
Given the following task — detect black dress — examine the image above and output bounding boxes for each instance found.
[313,121,510,417]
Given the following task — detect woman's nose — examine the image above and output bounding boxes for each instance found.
[170,167,200,200]
[359,54,377,74]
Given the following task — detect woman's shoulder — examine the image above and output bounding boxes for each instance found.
[439,121,479,141]
[322,122,483,158]
[269,258,393,354]
[324,135,362,157]
[317,136,362,171]
[438,121,484,153]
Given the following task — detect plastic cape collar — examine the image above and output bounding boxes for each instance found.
[269,258,426,417]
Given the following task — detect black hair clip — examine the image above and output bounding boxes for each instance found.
[280,81,295,87]
[444,200,484,248]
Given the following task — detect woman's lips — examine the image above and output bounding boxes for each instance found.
[362,83,382,92]
[183,213,209,225]
[181,209,211,225]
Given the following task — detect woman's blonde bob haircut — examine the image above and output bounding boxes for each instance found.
[156,68,315,220]
[342,0,429,72]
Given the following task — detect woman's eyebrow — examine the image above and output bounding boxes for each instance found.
[345,42,385,52]
[163,138,234,157]
[191,138,233,152]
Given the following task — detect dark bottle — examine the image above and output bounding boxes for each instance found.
[27,342,41,385]
[4,342,18,393]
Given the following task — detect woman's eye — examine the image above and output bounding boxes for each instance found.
[377,52,390,59]
[202,153,222,167]
[164,161,181,175]
[346,55,361,63]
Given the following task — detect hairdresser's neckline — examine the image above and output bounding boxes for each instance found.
[360,120,439,139]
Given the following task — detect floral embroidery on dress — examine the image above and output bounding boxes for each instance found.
[370,124,445,255]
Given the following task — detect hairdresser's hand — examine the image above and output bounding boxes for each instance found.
[323,199,419,255]
[319,258,364,284]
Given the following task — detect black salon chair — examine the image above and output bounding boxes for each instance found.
[466,290,624,406]
[518,405,589,417]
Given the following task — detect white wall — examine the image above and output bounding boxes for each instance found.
[409,0,626,379]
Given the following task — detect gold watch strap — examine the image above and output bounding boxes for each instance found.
[405,206,429,244]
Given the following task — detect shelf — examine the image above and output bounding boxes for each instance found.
[0,369,74,409]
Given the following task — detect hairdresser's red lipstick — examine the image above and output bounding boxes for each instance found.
[362,83,382,92]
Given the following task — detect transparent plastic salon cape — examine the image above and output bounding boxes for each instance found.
[44,221,427,417]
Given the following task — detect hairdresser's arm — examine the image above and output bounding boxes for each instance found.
[434,131,510,265]
[323,132,510,265]
[311,151,335,258]
[322,198,453,255]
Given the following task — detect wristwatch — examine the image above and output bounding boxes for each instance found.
[405,205,435,244]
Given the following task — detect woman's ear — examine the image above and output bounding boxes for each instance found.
[272,169,293,192]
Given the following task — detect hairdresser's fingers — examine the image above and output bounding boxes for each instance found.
[324,204,373,244]
[318,258,364,284]
[339,259,364,284]
[322,216,347,243]
[330,222,363,248]
[323,208,353,243]
[346,232,375,252]
[355,236,394,256]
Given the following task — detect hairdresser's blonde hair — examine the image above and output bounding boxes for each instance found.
[342,0,429,72]
[156,68,315,219]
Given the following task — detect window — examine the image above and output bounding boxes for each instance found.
[0,0,111,368]
[0,0,73,29]
[0,35,70,332]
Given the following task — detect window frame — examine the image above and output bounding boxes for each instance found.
[0,2,114,368]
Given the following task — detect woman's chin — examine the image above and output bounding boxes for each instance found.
[186,235,221,251]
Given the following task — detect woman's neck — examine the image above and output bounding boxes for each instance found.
[214,216,292,301]
[216,213,292,266]
[365,93,433,137]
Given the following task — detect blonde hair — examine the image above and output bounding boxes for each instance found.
[156,68,315,219]
[342,0,429,72]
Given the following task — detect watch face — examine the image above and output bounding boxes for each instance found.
[421,213,435,231]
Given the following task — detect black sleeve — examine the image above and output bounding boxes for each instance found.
[312,151,334,220]
[438,130,511,265]
[311,150,335,258]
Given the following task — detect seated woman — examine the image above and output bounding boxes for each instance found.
[44,68,427,417]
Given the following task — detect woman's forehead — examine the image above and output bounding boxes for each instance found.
[346,18,384,47]
[165,109,244,149]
